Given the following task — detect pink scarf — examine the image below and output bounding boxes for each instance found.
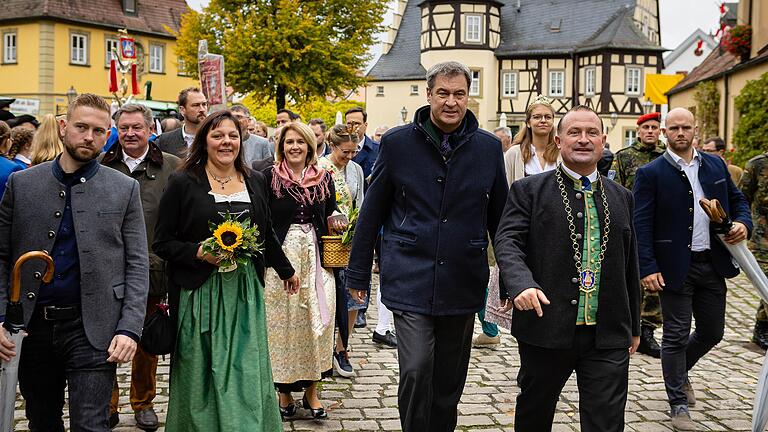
[271,160,332,205]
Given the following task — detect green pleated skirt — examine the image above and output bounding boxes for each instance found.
[165,260,282,432]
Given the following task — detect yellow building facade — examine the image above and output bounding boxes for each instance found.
[0,0,196,116]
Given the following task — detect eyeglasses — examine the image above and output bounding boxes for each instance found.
[531,114,554,122]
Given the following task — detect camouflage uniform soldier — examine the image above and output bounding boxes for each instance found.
[738,153,768,349]
[611,111,666,358]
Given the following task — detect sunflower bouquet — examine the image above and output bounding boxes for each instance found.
[201,212,264,272]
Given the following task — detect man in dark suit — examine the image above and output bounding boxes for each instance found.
[634,107,751,430]
[495,105,640,432]
[345,61,508,432]
[0,94,149,430]
[346,107,379,180]
[155,87,208,158]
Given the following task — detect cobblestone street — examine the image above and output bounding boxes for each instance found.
[12,274,768,431]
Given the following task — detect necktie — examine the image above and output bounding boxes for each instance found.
[439,134,452,157]
[580,176,592,192]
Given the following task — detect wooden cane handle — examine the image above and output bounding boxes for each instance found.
[10,251,54,303]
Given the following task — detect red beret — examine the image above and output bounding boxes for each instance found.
[637,112,661,125]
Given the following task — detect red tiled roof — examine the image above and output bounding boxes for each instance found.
[667,46,738,95]
[0,0,189,37]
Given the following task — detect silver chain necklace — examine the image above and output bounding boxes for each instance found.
[555,167,611,294]
[208,170,233,190]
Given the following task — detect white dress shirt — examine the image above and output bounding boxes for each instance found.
[182,124,195,148]
[561,163,598,184]
[524,144,557,175]
[122,146,149,173]
[667,149,710,251]
[357,136,366,152]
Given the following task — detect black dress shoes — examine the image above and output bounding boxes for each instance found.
[372,330,397,347]
[753,321,768,350]
[637,325,661,358]
[134,408,159,431]
[302,395,328,420]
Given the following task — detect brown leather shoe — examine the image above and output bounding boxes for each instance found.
[682,379,696,407]
[670,405,697,431]
[134,408,159,431]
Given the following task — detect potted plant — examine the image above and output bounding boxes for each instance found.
[722,25,752,61]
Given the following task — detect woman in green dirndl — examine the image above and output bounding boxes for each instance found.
[154,110,299,431]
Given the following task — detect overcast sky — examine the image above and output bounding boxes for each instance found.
[185,0,726,57]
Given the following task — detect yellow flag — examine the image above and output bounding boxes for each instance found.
[644,74,686,105]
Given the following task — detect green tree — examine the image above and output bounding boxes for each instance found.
[693,81,720,140]
[174,0,388,109]
[243,94,365,128]
[732,72,768,166]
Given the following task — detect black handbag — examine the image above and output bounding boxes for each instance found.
[140,303,175,355]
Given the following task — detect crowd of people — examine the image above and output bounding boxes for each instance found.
[0,59,763,432]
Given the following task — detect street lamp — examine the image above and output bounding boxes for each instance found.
[607,112,618,133]
[642,100,653,114]
[400,107,408,124]
[66,86,77,104]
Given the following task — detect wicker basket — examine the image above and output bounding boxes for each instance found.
[321,235,351,268]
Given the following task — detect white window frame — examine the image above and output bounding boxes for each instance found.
[149,43,164,73]
[3,31,16,64]
[585,67,596,96]
[105,38,119,66]
[124,0,136,13]
[70,32,88,65]
[625,66,642,96]
[470,70,481,96]
[376,86,384,96]
[624,128,637,147]
[501,71,517,98]
[548,70,565,97]
[410,84,419,95]
[465,15,482,43]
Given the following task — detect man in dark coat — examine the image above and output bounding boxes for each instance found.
[346,107,379,180]
[100,103,180,430]
[495,105,641,432]
[345,61,508,432]
[634,107,751,430]
[155,87,208,158]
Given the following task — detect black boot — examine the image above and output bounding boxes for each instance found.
[753,321,768,350]
[637,325,661,358]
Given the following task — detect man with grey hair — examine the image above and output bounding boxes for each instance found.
[99,103,180,430]
[346,61,508,431]
[493,126,513,153]
[230,104,274,164]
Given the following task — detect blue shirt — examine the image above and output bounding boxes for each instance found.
[37,158,101,306]
[0,157,22,200]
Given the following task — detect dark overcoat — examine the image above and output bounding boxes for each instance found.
[345,106,508,316]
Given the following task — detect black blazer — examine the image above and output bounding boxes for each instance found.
[156,128,186,159]
[495,170,641,350]
[263,167,336,251]
[153,168,294,291]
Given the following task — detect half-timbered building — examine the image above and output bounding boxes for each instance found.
[366,0,664,148]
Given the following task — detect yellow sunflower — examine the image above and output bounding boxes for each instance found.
[213,221,243,252]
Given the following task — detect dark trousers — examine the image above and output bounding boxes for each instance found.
[110,295,162,413]
[334,268,350,349]
[660,259,726,407]
[515,326,629,432]
[393,311,474,432]
[18,312,116,432]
